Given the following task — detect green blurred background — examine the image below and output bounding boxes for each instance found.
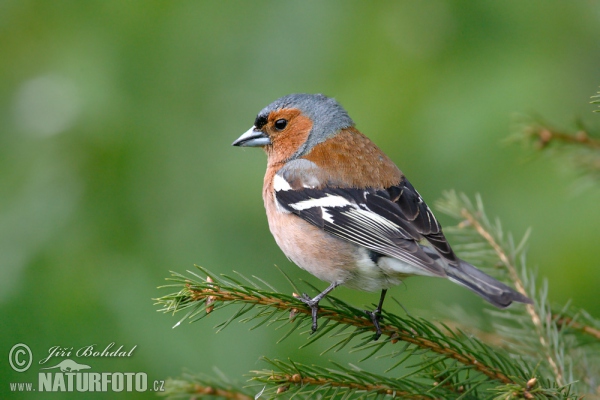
[1,1,599,398]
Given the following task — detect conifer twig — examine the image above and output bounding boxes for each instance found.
[554,315,600,341]
[177,279,515,384]
[258,370,432,399]
[459,207,564,387]
[180,385,251,400]
[160,371,253,400]
[527,127,600,150]
[156,266,535,389]
[250,358,476,399]
[512,117,600,185]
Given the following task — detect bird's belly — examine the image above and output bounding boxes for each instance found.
[266,206,404,292]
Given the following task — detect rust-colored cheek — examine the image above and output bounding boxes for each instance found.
[268,112,313,166]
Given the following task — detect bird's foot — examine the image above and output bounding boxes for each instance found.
[294,283,338,334]
[297,293,320,333]
[365,309,383,341]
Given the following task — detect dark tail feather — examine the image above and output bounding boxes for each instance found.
[446,260,533,308]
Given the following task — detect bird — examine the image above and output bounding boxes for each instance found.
[232,93,532,340]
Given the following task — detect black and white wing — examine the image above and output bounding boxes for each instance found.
[275,173,453,277]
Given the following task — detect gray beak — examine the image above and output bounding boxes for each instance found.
[232,126,271,147]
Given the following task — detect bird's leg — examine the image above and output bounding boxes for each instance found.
[365,289,387,340]
[297,282,338,333]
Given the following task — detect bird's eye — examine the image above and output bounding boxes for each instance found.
[274,119,288,131]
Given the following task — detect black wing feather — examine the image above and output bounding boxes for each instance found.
[395,179,440,235]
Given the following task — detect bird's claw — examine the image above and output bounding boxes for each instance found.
[298,293,315,306]
[297,293,320,333]
[365,309,383,341]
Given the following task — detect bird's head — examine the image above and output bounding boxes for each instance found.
[232,94,354,164]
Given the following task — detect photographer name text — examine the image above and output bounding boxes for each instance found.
[39,343,137,364]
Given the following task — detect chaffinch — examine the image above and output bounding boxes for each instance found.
[233,93,531,340]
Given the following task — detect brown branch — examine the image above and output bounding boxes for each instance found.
[187,283,514,385]
[555,316,600,341]
[266,373,434,399]
[186,384,252,400]
[528,127,600,150]
[459,209,564,387]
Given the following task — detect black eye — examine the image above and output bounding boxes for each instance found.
[274,119,287,131]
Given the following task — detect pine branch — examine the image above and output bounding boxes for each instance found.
[160,370,253,400]
[458,201,563,386]
[250,358,453,399]
[556,317,600,341]
[510,116,600,184]
[526,126,600,150]
[436,192,571,389]
[155,266,534,389]
[554,308,600,342]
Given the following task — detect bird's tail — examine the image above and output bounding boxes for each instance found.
[446,260,532,308]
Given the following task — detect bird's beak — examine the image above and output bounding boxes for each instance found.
[232,126,271,147]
